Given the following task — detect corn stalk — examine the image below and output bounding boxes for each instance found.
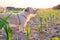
[26,22,31,40]
[0,14,12,40]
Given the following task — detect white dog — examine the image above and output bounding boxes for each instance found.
[0,7,37,31]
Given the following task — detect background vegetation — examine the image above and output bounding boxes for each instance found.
[0,4,60,40]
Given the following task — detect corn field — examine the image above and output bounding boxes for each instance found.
[0,9,60,40]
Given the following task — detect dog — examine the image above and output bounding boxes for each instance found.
[0,7,37,31]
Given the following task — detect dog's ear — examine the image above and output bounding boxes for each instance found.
[25,8,30,12]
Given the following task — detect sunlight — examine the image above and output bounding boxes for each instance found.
[0,0,60,8]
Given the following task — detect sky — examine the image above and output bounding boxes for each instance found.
[0,0,60,8]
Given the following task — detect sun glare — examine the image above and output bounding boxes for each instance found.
[0,0,60,8]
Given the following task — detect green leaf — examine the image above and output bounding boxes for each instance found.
[26,22,31,39]
[0,15,12,40]
[0,20,4,29]
[37,25,41,29]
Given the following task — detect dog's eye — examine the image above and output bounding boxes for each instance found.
[25,9,28,12]
[25,8,29,12]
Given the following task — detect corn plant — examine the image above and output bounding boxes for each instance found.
[25,22,31,40]
[39,16,47,32]
[49,37,60,40]
[48,10,58,26]
[37,24,41,36]
[39,16,43,32]
[53,11,59,25]
[37,11,46,32]
[48,10,53,26]
[0,14,12,40]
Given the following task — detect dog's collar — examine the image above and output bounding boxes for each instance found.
[17,14,28,25]
[17,14,21,25]
[21,14,27,19]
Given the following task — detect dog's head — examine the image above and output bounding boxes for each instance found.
[25,7,36,14]
[23,7,37,27]
[24,7,37,17]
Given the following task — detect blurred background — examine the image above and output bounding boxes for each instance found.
[0,0,60,13]
[0,0,60,40]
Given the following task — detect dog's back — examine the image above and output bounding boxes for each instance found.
[0,13,19,25]
[0,7,37,27]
